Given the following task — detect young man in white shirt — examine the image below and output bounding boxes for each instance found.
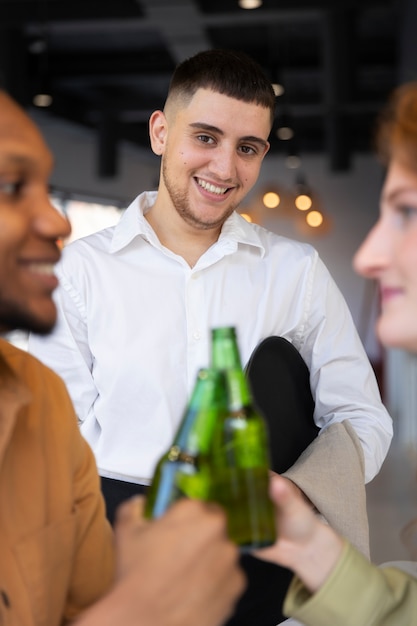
[30,49,393,626]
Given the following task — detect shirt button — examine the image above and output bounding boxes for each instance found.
[193,331,201,340]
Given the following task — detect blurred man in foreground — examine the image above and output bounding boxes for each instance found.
[0,88,244,626]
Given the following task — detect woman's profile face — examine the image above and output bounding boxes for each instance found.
[353,158,417,353]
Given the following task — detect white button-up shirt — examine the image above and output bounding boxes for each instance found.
[29,191,393,485]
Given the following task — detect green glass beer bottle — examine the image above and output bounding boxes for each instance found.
[209,326,276,549]
[144,368,228,519]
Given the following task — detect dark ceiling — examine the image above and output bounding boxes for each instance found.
[0,0,414,176]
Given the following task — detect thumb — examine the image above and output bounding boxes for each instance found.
[269,474,298,509]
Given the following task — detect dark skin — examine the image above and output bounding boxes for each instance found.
[0,90,246,626]
[0,92,70,334]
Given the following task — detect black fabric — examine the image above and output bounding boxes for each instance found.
[225,554,294,626]
[100,476,147,525]
[100,337,318,626]
[246,336,319,475]
[223,336,319,626]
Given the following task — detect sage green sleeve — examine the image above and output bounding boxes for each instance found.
[284,540,417,626]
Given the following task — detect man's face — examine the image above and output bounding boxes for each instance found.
[0,92,71,335]
[150,88,271,232]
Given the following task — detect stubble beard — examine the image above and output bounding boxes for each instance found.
[162,157,238,231]
[0,297,55,336]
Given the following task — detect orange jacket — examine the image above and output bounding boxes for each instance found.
[0,339,114,626]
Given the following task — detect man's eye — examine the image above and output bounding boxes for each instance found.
[240,145,256,155]
[0,180,24,196]
[197,134,214,144]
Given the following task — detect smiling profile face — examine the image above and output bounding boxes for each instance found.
[353,158,417,353]
[0,91,71,335]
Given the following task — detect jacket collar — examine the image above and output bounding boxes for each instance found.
[0,339,31,465]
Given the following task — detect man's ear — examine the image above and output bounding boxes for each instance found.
[261,141,271,160]
[149,110,167,156]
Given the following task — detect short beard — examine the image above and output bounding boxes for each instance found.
[162,157,237,231]
[0,305,55,336]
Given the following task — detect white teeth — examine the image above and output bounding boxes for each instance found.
[197,179,228,195]
[29,263,55,275]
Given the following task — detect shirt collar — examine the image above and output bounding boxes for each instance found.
[109,190,266,258]
[219,211,266,257]
[109,191,158,253]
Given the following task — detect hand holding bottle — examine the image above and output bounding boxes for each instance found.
[145,326,276,550]
[255,473,344,593]
[76,496,246,626]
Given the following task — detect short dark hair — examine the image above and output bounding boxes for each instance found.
[166,49,276,125]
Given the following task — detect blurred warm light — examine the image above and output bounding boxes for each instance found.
[276,126,294,140]
[272,83,285,97]
[238,0,262,8]
[295,194,312,211]
[33,93,53,107]
[285,155,301,169]
[256,186,294,220]
[240,212,253,222]
[262,191,280,209]
[251,175,328,233]
[306,210,324,228]
[296,210,332,237]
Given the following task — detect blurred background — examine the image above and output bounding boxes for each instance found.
[2,0,417,564]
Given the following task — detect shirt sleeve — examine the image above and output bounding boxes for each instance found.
[299,254,393,483]
[284,540,417,626]
[28,271,96,425]
[282,421,370,557]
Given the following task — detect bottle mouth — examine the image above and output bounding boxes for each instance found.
[211,326,236,338]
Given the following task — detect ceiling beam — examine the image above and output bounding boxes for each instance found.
[398,0,417,83]
[0,1,145,24]
[322,8,355,171]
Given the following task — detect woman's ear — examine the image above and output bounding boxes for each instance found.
[149,110,167,156]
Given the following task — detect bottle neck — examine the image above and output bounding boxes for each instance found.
[225,369,252,412]
[211,327,242,370]
[171,369,227,454]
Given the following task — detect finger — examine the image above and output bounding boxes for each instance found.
[160,498,227,533]
[269,474,307,513]
[114,495,146,526]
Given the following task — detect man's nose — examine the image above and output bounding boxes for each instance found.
[33,192,72,241]
[209,147,237,181]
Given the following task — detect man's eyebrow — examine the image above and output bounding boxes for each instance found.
[0,152,55,171]
[189,122,224,136]
[0,153,34,167]
[0,152,30,165]
[241,135,269,150]
[189,122,268,149]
